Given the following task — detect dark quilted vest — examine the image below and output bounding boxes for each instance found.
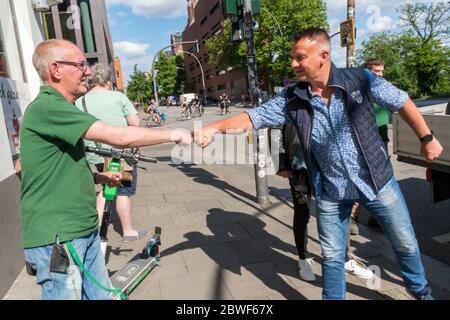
[285,63,393,197]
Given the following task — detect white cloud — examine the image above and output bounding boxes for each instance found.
[113,41,154,83]
[107,13,116,26]
[119,55,154,83]
[106,0,186,18]
[113,41,151,58]
[367,15,395,33]
[117,11,128,17]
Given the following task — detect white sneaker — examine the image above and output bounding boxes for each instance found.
[298,258,316,282]
[344,258,374,279]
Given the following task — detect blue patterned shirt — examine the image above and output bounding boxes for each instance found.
[247,69,409,201]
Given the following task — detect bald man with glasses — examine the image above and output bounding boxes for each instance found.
[19,39,192,300]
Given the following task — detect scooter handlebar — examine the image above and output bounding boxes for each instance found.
[86,146,157,163]
[137,155,157,163]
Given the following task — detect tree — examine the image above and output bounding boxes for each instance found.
[154,53,185,98]
[357,1,449,98]
[398,1,449,43]
[398,1,449,96]
[126,64,153,103]
[206,0,328,92]
[174,54,186,95]
[357,32,420,96]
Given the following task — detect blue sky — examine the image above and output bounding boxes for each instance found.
[105,0,430,83]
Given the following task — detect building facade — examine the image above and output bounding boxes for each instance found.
[113,57,124,92]
[170,32,184,56]
[182,0,248,101]
[41,0,116,71]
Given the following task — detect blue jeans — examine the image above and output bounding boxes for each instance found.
[24,231,113,300]
[317,177,428,300]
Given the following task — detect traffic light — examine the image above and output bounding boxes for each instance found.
[223,0,260,42]
[230,14,244,42]
[223,0,260,15]
[251,0,260,14]
[222,0,239,15]
[340,18,355,47]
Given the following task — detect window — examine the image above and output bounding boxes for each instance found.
[206,69,213,80]
[210,2,219,15]
[200,16,208,26]
[202,32,209,47]
[58,0,77,43]
[41,12,56,40]
[230,81,234,90]
[211,22,221,35]
[207,87,215,93]
[0,24,9,78]
[217,83,226,91]
[87,57,98,65]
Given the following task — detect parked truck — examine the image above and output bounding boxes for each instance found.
[393,102,450,203]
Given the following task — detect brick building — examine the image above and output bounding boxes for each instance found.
[113,57,124,92]
[170,32,184,55]
[182,0,248,102]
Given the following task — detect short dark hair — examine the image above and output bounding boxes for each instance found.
[293,28,330,45]
[364,59,384,70]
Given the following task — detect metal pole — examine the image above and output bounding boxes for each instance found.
[180,50,206,103]
[151,40,199,106]
[347,0,355,67]
[243,0,270,206]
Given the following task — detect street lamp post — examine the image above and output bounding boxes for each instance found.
[151,40,199,106]
[347,0,356,67]
[179,50,206,104]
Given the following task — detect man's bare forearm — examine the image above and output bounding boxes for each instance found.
[398,99,432,138]
[84,121,184,148]
[205,112,254,133]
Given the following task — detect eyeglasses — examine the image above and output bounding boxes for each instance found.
[55,60,89,73]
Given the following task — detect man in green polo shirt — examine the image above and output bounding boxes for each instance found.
[20,39,192,300]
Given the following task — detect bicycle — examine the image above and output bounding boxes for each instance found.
[192,104,203,117]
[179,106,191,120]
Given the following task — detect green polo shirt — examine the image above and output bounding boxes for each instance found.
[20,86,99,248]
[374,103,389,127]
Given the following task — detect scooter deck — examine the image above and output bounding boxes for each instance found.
[110,227,162,298]
[110,254,160,297]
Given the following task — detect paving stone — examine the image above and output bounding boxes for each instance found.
[159,270,234,300]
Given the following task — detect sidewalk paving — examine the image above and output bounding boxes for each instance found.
[4,106,450,300]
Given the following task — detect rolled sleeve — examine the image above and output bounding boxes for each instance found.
[365,69,409,111]
[245,94,288,129]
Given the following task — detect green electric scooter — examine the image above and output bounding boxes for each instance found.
[86,146,161,299]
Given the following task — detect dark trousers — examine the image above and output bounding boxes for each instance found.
[289,178,310,260]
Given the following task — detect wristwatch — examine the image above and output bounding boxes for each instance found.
[419,131,434,143]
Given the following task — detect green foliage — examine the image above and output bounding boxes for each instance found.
[174,54,186,95]
[126,64,153,102]
[357,1,449,98]
[154,53,185,98]
[205,0,328,89]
